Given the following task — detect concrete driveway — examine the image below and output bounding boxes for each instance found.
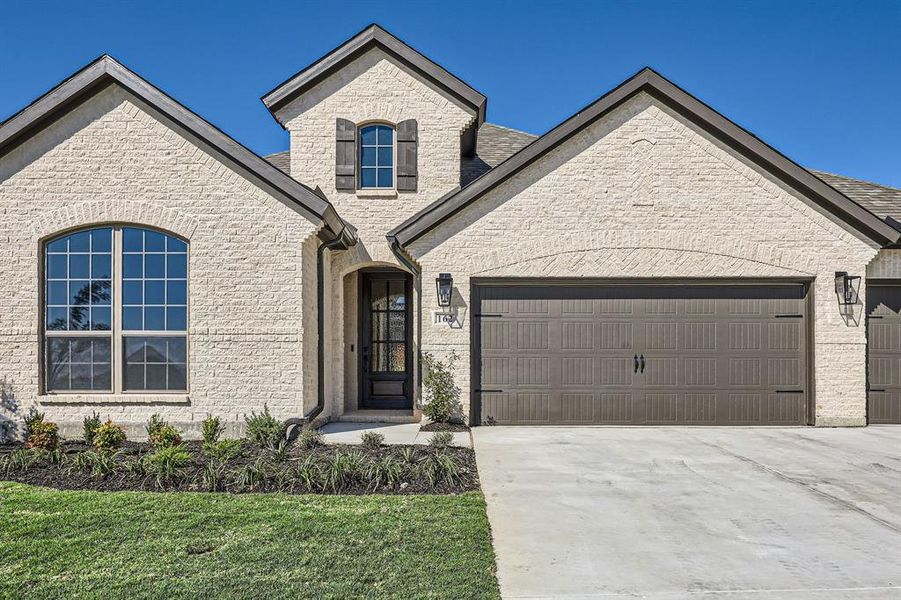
[473,427,901,599]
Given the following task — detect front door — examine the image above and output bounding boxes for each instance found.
[360,271,413,409]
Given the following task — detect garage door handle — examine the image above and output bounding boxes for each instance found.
[634,354,639,373]
[640,354,645,373]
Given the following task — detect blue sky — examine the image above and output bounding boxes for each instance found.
[2,0,899,186]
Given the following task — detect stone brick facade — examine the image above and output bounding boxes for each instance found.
[0,85,318,438]
[409,93,883,426]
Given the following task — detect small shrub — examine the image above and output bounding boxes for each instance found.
[23,407,46,438]
[294,455,324,492]
[83,411,102,445]
[1,449,38,474]
[421,351,462,424]
[323,450,367,493]
[201,415,225,445]
[419,452,462,487]
[366,455,406,490]
[231,457,271,492]
[395,446,419,465]
[428,431,454,450]
[203,438,244,462]
[269,439,293,463]
[25,420,60,451]
[297,428,324,450]
[146,414,182,449]
[200,459,228,492]
[244,405,283,449]
[67,450,122,478]
[145,444,192,489]
[360,431,384,450]
[92,420,126,452]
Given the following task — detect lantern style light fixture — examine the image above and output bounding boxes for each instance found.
[834,271,861,306]
[435,272,453,307]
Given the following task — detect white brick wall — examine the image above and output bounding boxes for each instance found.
[277,48,476,415]
[410,93,882,426]
[0,85,318,439]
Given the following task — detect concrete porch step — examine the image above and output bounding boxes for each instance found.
[336,410,420,424]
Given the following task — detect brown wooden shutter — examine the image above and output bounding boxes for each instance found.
[335,118,356,191]
[396,119,418,191]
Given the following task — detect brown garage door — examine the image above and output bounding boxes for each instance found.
[474,283,810,425]
[867,283,901,423]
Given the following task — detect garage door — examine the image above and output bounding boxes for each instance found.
[867,283,901,423]
[474,283,810,425]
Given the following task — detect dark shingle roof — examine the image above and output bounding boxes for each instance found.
[810,170,901,222]
[265,150,291,175]
[460,123,538,186]
[265,130,901,227]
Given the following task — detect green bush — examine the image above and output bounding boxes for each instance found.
[68,450,122,478]
[83,411,102,445]
[23,407,45,439]
[203,438,244,462]
[297,428,324,450]
[201,415,225,445]
[92,420,126,452]
[421,351,462,424]
[428,431,454,450]
[244,406,283,449]
[146,414,182,449]
[360,431,384,450]
[26,420,60,451]
[145,445,192,489]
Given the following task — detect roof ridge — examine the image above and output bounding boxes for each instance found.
[482,122,538,138]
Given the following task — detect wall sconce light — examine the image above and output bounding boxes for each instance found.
[435,272,453,307]
[834,271,860,306]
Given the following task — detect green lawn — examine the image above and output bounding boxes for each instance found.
[0,482,500,599]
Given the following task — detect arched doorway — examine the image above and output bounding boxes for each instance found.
[358,268,413,409]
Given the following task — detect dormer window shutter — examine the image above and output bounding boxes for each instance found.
[335,118,356,190]
[396,119,418,191]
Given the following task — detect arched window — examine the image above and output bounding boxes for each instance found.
[359,123,394,188]
[44,226,188,393]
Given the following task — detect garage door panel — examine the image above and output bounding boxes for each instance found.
[866,285,901,423]
[477,283,809,425]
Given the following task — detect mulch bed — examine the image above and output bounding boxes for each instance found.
[0,440,479,495]
[420,422,470,432]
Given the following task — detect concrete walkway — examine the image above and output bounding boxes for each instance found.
[320,422,471,447]
[473,426,901,599]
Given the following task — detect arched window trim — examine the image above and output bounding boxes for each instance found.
[357,122,396,190]
[42,224,189,395]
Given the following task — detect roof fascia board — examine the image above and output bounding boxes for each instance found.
[262,24,486,126]
[0,56,353,245]
[390,68,898,247]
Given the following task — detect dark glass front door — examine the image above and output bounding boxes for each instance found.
[360,271,412,409]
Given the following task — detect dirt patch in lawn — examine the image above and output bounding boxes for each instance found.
[0,441,479,495]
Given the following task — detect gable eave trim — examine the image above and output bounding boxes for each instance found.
[389,68,899,248]
[261,24,486,126]
[0,55,354,242]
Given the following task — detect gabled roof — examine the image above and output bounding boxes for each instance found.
[0,55,354,245]
[388,67,900,248]
[261,24,487,127]
[460,123,538,186]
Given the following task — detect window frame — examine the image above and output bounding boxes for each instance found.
[41,225,190,395]
[357,122,396,190]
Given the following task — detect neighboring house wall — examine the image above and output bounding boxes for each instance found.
[276,48,476,416]
[0,85,317,438]
[409,92,881,426]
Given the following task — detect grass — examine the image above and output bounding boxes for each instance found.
[0,482,500,599]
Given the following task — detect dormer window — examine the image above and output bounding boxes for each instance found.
[359,124,394,188]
